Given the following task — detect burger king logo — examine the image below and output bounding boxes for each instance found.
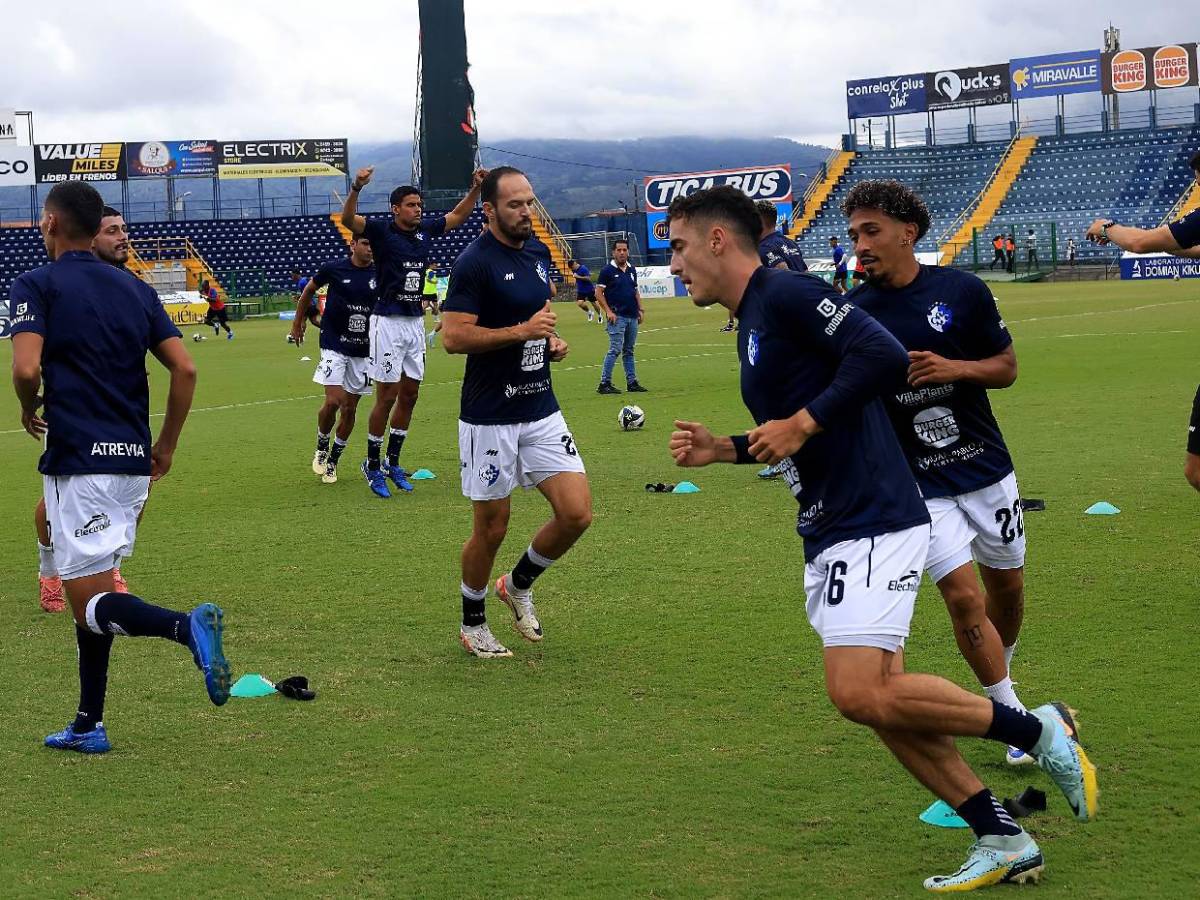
[1153,45,1191,89]
[1110,49,1146,93]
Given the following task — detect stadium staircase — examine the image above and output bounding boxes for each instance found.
[788,149,855,239]
[530,197,574,286]
[938,134,1038,267]
[1163,179,1200,225]
[127,237,224,296]
[330,213,356,245]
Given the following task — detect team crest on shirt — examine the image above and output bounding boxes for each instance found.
[747,329,760,366]
[478,463,500,486]
[927,302,952,333]
[535,261,548,284]
[369,277,377,290]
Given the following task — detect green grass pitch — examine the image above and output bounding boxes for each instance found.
[1,278,1198,897]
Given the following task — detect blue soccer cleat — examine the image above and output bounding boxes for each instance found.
[361,460,391,498]
[188,603,231,706]
[386,464,414,493]
[1006,745,1035,766]
[1032,701,1098,822]
[757,464,781,480]
[924,833,1044,892]
[45,722,111,754]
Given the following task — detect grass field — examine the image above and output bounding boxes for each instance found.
[2,279,1199,898]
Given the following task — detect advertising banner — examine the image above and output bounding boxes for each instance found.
[1120,252,1200,280]
[926,64,1011,110]
[34,143,126,183]
[845,73,927,117]
[1009,50,1102,98]
[644,165,792,248]
[1103,44,1198,94]
[0,109,15,141]
[126,140,218,178]
[217,139,349,179]
[0,144,35,186]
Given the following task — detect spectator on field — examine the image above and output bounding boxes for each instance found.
[1005,234,1016,273]
[1066,238,1077,267]
[1025,229,1039,271]
[989,234,1006,271]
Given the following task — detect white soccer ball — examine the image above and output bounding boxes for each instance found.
[1174,273,1181,281]
[618,404,645,431]
[192,333,202,342]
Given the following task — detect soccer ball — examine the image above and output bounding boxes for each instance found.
[618,405,645,431]
[192,333,203,342]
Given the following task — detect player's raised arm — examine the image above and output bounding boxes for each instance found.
[444,167,487,231]
[148,336,197,480]
[341,166,373,234]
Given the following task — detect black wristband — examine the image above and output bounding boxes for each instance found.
[730,434,755,465]
[350,184,363,192]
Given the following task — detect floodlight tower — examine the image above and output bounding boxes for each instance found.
[1104,24,1121,129]
[413,0,480,200]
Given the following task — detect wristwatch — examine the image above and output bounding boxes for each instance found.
[1101,220,1116,241]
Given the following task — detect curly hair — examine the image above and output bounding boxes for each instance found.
[841,179,931,241]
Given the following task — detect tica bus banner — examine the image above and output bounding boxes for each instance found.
[644,165,793,248]
[1102,44,1199,94]
[34,143,126,183]
[1009,50,1102,98]
[217,139,349,179]
[126,140,218,178]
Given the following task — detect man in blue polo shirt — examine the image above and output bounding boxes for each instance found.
[9,181,231,754]
[663,185,1095,893]
[1086,148,1200,491]
[340,164,486,498]
[442,166,592,659]
[596,238,647,394]
[291,234,378,484]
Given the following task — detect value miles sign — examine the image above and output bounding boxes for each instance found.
[644,165,792,248]
[34,143,126,182]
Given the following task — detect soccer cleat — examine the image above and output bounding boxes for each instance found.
[923,833,1044,892]
[112,569,130,594]
[227,331,234,340]
[626,382,648,393]
[459,623,513,659]
[757,464,781,480]
[1032,701,1098,822]
[597,382,621,395]
[39,575,65,613]
[495,574,543,642]
[719,323,735,333]
[426,330,437,347]
[321,462,338,484]
[312,449,328,474]
[361,460,391,498]
[1006,745,1035,766]
[44,722,111,754]
[386,465,415,493]
[188,603,231,706]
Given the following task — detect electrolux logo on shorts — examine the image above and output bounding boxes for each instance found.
[34,143,127,182]
[925,64,1010,110]
[74,513,112,539]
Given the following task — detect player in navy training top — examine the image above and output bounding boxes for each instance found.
[845,180,1036,767]
[829,235,848,293]
[10,181,232,754]
[291,234,378,484]
[35,205,136,612]
[568,258,602,323]
[340,164,486,499]
[664,186,1096,890]
[442,167,592,660]
[1085,148,1200,491]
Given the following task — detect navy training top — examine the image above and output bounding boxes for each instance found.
[363,214,447,317]
[597,262,639,316]
[758,231,808,272]
[313,256,377,357]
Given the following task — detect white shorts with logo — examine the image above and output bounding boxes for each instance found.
[803,523,931,653]
[368,314,425,383]
[458,410,586,501]
[925,471,1026,583]
[313,350,373,396]
[43,473,151,580]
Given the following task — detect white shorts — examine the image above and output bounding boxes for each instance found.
[803,523,931,653]
[925,471,1026,583]
[313,350,373,396]
[368,315,425,383]
[458,410,586,501]
[43,473,150,580]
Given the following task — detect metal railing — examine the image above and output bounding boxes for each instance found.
[790,146,842,229]
[936,128,1024,248]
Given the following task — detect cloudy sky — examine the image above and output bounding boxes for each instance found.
[2,1,1194,148]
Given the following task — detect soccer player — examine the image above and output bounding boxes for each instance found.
[664,186,1096,891]
[1087,148,1200,490]
[341,165,486,498]
[568,259,601,322]
[10,181,230,754]
[36,205,135,612]
[844,180,1035,765]
[291,235,377,484]
[442,166,592,659]
[828,235,848,293]
[201,279,233,339]
[595,238,647,394]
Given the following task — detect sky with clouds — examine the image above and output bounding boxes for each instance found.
[2,1,1195,149]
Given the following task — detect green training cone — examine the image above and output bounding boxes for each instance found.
[230,674,277,698]
[672,481,700,494]
[919,799,969,829]
[410,469,437,480]
[1085,501,1120,515]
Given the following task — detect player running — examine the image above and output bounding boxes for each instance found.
[442,167,592,659]
[291,235,378,484]
[829,235,848,293]
[845,180,1036,765]
[341,165,486,498]
[665,185,1096,892]
[10,181,230,754]
[201,279,233,339]
[567,259,602,322]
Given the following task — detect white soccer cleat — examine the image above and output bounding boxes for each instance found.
[312,449,328,474]
[459,623,512,659]
[496,574,543,642]
[321,462,338,484]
